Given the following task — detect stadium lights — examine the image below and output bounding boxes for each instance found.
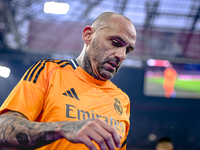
[122,59,143,68]
[44,2,70,15]
[147,59,170,67]
[148,134,157,141]
[0,66,11,78]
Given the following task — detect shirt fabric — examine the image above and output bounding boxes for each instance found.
[0,59,130,150]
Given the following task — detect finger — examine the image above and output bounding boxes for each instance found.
[95,119,121,148]
[85,120,116,150]
[97,131,116,150]
[119,134,123,139]
[76,131,97,150]
[88,130,109,150]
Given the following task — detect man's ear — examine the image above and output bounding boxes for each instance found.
[82,26,94,44]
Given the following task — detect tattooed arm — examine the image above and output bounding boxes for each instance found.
[0,111,122,150]
[0,111,64,149]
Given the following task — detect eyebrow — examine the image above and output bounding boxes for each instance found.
[114,36,135,51]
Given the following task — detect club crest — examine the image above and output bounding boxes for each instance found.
[114,98,123,115]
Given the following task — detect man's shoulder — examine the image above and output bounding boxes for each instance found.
[109,81,129,98]
[40,59,71,68]
[31,59,73,73]
[22,59,72,84]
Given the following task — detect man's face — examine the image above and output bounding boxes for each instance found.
[86,15,136,81]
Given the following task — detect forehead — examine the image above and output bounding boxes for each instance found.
[99,15,136,43]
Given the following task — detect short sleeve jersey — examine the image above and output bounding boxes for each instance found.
[0,59,130,150]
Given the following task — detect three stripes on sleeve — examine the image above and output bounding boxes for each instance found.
[23,59,70,83]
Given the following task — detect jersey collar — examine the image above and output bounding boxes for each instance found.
[70,58,79,69]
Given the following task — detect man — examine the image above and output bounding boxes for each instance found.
[155,137,174,150]
[0,12,136,150]
[163,64,177,98]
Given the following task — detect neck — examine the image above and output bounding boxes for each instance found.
[76,50,101,80]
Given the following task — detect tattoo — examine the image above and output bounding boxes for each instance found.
[0,111,95,149]
[76,54,100,80]
[0,111,92,149]
[61,119,93,135]
[16,132,29,145]
[0,115,17,147]
[19,120,37,130]
[0,112,60,149]
[61,121,76,134]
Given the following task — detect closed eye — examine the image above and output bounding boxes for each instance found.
[111,39,123,47]
[126,47,133,54]
[111,37,134,54]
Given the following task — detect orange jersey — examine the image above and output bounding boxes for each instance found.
[0,59,130,150]
[163,68,177,91]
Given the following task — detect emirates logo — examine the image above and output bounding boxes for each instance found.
[114,98,123,115]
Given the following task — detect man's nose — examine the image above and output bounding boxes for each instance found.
[114,47,127,61]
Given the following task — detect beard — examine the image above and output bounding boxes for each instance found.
[97,57,121,80]
[82,37,122,81]
[90,38,121,80]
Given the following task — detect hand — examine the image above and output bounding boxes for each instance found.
[61,118,122,150]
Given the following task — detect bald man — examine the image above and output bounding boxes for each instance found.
[0,12,136,150]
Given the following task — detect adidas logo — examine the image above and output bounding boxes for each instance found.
[63,88,80,100]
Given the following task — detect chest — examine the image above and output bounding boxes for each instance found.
[41,70,128,134]
[47,71,125,113]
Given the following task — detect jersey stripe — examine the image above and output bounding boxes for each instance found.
[33,60,70,83]
[23,60,41,81]
[70,58,79,69]
[56,60,64,64]
[24,59,70,83]
[121,138,127,148]
[33,60,49,83]
[28,60,45,82]
[60,62,70,68]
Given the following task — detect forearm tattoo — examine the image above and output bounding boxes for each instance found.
[0,112,80,149]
